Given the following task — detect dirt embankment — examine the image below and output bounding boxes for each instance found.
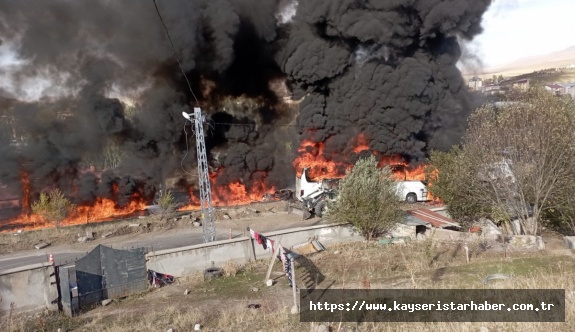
[0,201,311,255]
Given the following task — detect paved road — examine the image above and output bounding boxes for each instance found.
[0,210,319,272]
[0,227,231,271]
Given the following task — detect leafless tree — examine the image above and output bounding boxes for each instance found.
[433,88,575,235]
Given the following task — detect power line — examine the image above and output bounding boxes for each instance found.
[153,0,201,178]
[152,0,200,106]
[212,122,331,128]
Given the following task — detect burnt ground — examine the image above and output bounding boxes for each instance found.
[0,200,325,258]
[0,200,443,257]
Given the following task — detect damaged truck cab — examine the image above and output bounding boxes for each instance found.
[295,168,430,219]
[295,169,340,219]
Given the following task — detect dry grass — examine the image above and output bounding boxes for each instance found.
[222,260,241,277]
[3,240,575,331]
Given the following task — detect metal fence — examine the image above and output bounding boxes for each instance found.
[57,244,147,316]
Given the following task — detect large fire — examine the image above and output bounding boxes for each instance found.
[179,168,276,210]
[0,170,149,232]
[293,133,442,203]
[293,133,429,182]
[1,133,441,233]
[2,194,147,233]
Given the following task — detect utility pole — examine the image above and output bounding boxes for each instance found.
[183,108,216,242]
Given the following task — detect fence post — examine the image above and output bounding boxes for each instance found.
[291,258,298,313]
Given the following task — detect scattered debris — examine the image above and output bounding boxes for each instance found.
[223,213,231,220]
[194,324,202,331]
[129,223,140,227]
[192,221,201,227]
[266,279,274,287]
[293,240,325,255]
[86,231,94,240]
[167,328,174,332]
[101,232,114,239]
[172,217,181,222]
[333,250,340,255]
[262,189,294,202]
[247,304,261,309]
[203,267,224,280]
[78,236,88,243]
[484,274,512,285]
[101,299,112,306]
[184,289,190,295]
[34,242,49,250]
[148,270,175,288]
[251,287,259,292]
[138,216,147,219]
[291,305,299,314]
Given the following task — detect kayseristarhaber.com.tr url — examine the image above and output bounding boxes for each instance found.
[309,300,555,313]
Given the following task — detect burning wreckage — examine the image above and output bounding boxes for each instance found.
[294,168,431,220]
[0,0,490,231]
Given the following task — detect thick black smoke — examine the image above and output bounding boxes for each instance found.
[0,0,294,207]
[279,0,491,162]
[0,0,490,211]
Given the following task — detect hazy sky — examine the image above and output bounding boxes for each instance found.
[470,0,575,68]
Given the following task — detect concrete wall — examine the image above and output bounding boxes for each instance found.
[0,262,58,313]
[430,228,480,242]
[146,223,362,277]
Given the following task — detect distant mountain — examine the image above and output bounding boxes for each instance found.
[481,46,575,76]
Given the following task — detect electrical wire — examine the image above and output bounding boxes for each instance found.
[213,122,340,129]
[152,0,199,106]
[153,0,201,177]
[180,121,198,178]
[153,0,329,173]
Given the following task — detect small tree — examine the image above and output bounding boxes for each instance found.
[153,190,179,222]
[31,189,76,228]
[427,148,489,228]
[327,155,404,240]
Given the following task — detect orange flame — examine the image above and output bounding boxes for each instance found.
[1,193,147,233]
[293,133,429,182]
[1,171,149,233]
[293,132,443,204]
[20,171,30,213]
[353,133,370,154]
[179,169,276,211]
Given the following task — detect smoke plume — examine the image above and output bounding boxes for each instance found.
[0,0,491,211]
[280,0,491,163]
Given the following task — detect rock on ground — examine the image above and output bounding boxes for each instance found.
[34,243,49,250]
